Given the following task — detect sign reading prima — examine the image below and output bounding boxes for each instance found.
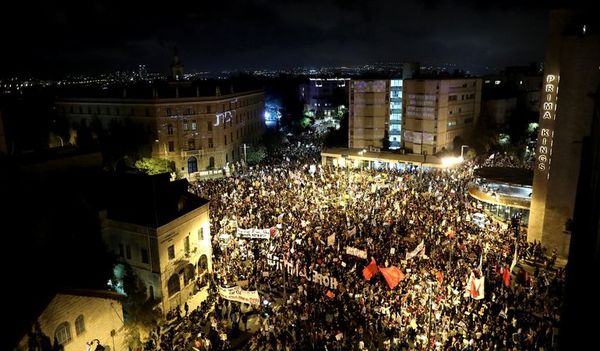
[537,74,559,178]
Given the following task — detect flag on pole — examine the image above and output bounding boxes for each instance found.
[509,242,518,273]
[362,259,379,281]
[379,266,405,289]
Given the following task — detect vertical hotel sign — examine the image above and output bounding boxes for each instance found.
[536,73,559,179]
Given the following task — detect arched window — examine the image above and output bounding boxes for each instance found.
[187,156,198,174]
[209,157,215,169]
[75,315,85,335]
[198,254,208,275]
[55,322,72,345]
[167,274,181,297]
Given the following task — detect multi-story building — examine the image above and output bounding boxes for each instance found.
[348,79,390,150]
[299,78,349,117]
[17,289,126,351]
[101,173,212,314]
[528,10,600,258]
[55,86,265,176]
[402,78,482,155]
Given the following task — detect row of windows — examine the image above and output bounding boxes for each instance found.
[448,93,476,102]
[165,98,263,117]
[166,111,259,136]
[165,123,260,152]
[167,229,205,260]
[119,244,149,264]
[55,315,85,345]
[62,105,152,117]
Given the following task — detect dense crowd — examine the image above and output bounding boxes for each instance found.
[186,142,563,350]
[478,152,534,170]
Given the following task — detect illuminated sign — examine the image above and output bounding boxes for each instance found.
[536,74,559,177]
[214,110,235,126]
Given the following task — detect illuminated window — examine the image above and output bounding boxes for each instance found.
[168,245,175,260]
[55,322,71,345]
[191,121,197,130]
[183,121,188,131]
[75,315,85,335]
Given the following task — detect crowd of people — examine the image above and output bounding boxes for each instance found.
[180,133,565,350]
[478,152,534,170]
[137,127,564,350]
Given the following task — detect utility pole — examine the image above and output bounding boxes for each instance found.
[242,143,248,163]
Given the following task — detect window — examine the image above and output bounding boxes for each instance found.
[183,121,188,131]
[141,248,149,264]
[230,132,233,142]
[184,235,190,254]
[167,124,174,135]
[191,121,197,131]
[465,118,473,124]
[126,245,131,259]
[224,135,227,145]
[168,245,175,260]
[118,244,124,258]
[198,227,204,241]
[55,322,71,345]
[209,157,215,168]
[207,121,213,132]
[448,95,457,102]
[186,108,192,115]
[75,315,85,335]
[167,274,180,296]
[206,105,212,113]
[166,108,172,116]
[188,139,196,150]
[168,141,175,152]
[208,138,214,148]
[448,120,457,127]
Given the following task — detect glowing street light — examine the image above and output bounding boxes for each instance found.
[441,156,464,167]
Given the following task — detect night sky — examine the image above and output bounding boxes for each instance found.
[0,0,570,77]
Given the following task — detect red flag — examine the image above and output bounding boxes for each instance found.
[502,266,510,287]
[470,279,479,298]
[362,259,379,281]
[379,266,405,289]
[326,290,335,299]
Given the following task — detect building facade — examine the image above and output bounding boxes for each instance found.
[55,89,265,176]
[299,78,349,117]
[18,290,126,351]
[528,10,600,258]
[348,80,390,150]
[102,173,213,314]
[402,78,482,155]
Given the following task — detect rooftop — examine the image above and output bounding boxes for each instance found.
[107,172,209,228]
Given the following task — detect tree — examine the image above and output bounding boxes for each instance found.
[246,144,267,164]
[135,157,173,175]
[121,264,160,349]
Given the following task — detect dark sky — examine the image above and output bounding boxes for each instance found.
[0,0,569,78]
